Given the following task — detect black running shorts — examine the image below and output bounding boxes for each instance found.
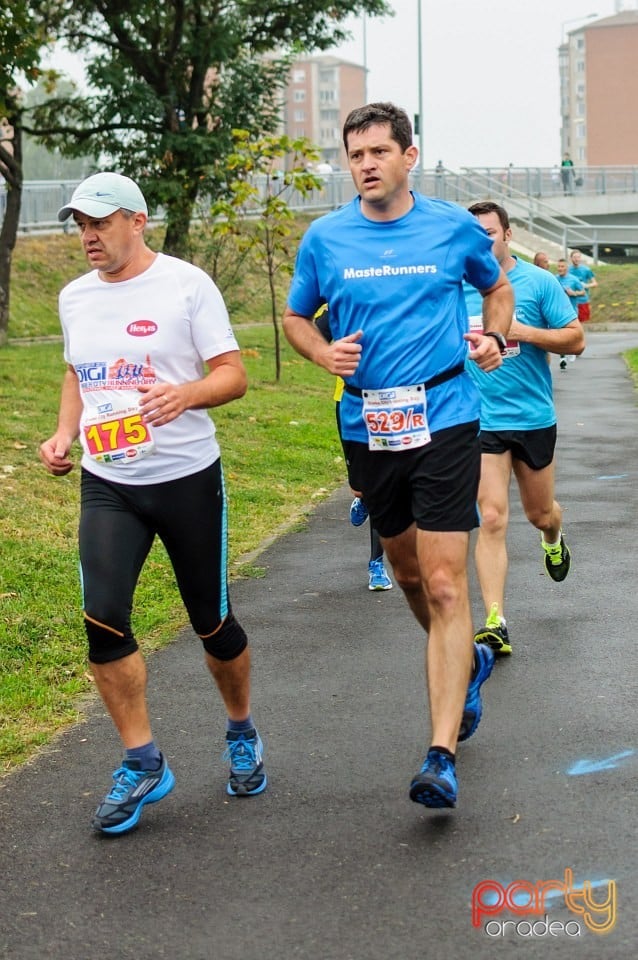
[479,425,557,470]
[342,420,481,538]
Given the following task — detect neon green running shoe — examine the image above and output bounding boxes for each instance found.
[542,533,571,582]
[474,602,512,655]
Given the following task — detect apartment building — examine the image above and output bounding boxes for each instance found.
[560,8,638,164]
[283,55,366,169]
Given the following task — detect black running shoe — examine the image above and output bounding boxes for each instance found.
[224,729,267,797]
[474,603,512,655]
[542,534,571,582]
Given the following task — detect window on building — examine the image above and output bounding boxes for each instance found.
[319,127,340,142]
[320,89,336,103]
[576,123,586,138]
[294,110,306,122]
[293,69,305,83]
[577,102,585,116]
[577,147,586,162]
[293,90,306,102]
[320,109,340,122]
[295,128,305,138]
[319,68,336,84]
[577,60,585,72]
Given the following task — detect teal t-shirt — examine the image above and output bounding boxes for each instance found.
[464,258,576,431]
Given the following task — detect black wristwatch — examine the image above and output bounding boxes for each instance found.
[484,331,507,354]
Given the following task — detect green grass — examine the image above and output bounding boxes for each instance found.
[625,348,638,380]
[586,262,638,324]
[2,228,638,772]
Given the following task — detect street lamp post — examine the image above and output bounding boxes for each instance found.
[363,12,368,103]
[417,0,424,172]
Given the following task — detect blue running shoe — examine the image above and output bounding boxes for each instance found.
[458,642,494,742]
[409,749,457,808]
[349,497,369,527]
[92,753,175,835]
[368,558,393,591]
[224,729,267,797]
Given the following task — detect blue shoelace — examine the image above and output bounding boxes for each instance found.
[224,738,258,771]
[106,766,144,801]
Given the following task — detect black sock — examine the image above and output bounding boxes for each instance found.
[430,745,456,764]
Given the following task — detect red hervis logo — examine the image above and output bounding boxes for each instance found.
[127,320,157,337]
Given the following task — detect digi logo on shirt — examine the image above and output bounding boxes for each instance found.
[76,362,107,384]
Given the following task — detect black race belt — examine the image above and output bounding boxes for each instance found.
[343,362,465,398]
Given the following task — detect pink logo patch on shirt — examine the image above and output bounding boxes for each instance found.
[127,320,157,337]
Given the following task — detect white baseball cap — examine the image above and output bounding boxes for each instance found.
[58,172,148,222]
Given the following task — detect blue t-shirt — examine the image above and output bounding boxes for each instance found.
[569,263,595,303]
[464,258,576,431]
[287,194,501,443]
[557,271,587,305]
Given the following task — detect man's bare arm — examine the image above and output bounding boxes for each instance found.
[283,306,363,378]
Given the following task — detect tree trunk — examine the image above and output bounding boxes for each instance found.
[268,264,281,382]
[0,119,23,347]
[162,183,197,261]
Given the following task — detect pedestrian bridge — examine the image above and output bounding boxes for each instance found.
[6,165,638,261]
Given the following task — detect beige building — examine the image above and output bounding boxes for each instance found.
[283,55,366,169]
[560,8,638,165]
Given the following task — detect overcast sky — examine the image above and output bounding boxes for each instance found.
[45,0,628,171]
[329,0,623,170]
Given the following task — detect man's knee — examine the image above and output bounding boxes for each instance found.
[84,612,138,664]
[201,612,248,661]
[423,568,466,612]
[478,499,508,535]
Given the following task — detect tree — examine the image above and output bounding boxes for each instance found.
[0,3,61,345]
[28,1,390,260]
[207,130,323,380]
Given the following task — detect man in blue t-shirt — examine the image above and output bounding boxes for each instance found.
[284,102,514,811]
[464,202,585,659]
[569,249,598,322]
[556,258,587,304]
[555,258,586,369]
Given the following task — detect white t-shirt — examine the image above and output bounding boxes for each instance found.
[60,252,240,484]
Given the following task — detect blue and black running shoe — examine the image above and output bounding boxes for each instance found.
[409,749,458,808]
[224,729,268,797]
[458,642,495,742]
[349,497,369,527]
[92,753,175,835]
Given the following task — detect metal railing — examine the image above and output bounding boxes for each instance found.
[5,167,638,261]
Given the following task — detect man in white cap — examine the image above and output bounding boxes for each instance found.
[40,172,268,835]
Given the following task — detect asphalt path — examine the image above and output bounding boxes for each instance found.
[1,332,637,960]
